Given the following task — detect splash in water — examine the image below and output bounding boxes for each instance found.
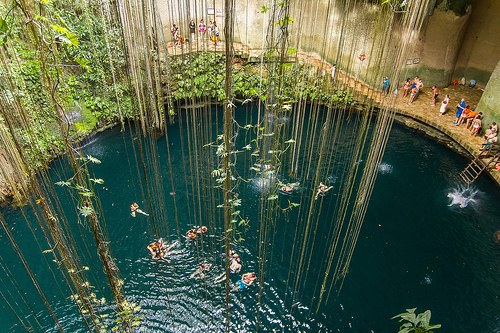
[447,187,478,208]
[378,162,393,174]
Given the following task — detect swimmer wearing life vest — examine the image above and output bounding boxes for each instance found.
[184,229,197,240]
[196,226,208,234]
[130,202,149,217]
[147,239,167,261]
[233,272,256,291]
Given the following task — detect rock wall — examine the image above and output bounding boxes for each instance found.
[157,0,500,90]
[405,8,470,87]
[453,0,500,86]
[476,59,500,127]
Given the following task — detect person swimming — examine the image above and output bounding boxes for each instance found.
[190,263,212,279]
[315,182,333,200]
[232,272,256,291]
[146,239,181,262]
[280,182,299,193]
[184,229,197,240]
[130,202,149,217]
[196,226,208,234]
[214,251,243,283]
[147,239,167,261]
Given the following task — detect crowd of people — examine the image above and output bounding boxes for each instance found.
[171,18,220,46]
[388,75,498,151]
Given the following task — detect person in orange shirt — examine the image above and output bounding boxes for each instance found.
[456,105,471,126]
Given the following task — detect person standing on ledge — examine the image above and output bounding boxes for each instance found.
[199,19,206,39]
[382,76,390,94]
[440,94,449,115]
[189,19,196,42]
[454,98,466,124]
[431,85,439,106]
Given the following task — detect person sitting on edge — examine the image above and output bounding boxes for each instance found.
[184,229,197,240]
[465,110,479,129]
[456,105,471,126]
[232,272,257,291]
[402,78,411,98]
[454,98,466,124]
[315,182,333,200]
[469,113,482,136]
[484,125,498,145]
[130,202,149,217]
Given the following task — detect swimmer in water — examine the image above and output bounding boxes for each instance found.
[147,238,166,261]
[280,182,299,193]
[232,272,256,291]
[196,226,208,234]
[214,251,242,283]
[184,229,197,240]
[190,263,212,279]
[447,193,466,208]
[315,182,333,200]
[130,202,149,217]
[494,230,500,244]
[147,239,179,262]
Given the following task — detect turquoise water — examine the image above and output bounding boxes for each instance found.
[1,105,500,332]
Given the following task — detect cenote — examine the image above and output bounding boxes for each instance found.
[1,104,500,332]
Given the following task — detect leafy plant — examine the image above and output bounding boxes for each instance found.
[391,308,441,333]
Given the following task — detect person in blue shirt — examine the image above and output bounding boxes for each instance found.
[382,76,390,94]
[454,98,466,124]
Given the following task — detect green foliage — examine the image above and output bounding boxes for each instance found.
[169,52,225,101]
[168,53,350,109]
[392,308,442,333]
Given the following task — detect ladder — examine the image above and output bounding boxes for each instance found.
[460,146,500,184]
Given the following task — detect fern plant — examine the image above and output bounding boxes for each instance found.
[391,308,441,333]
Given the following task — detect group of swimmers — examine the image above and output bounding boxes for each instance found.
[184,226,208,240]
[144,223,255,291]
[279,181,333,200]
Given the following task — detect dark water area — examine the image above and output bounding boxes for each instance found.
[1,105,500,332]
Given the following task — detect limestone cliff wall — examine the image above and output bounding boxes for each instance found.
[453,0,500,85]
[157,0,499,89]
[476,60,500,127]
